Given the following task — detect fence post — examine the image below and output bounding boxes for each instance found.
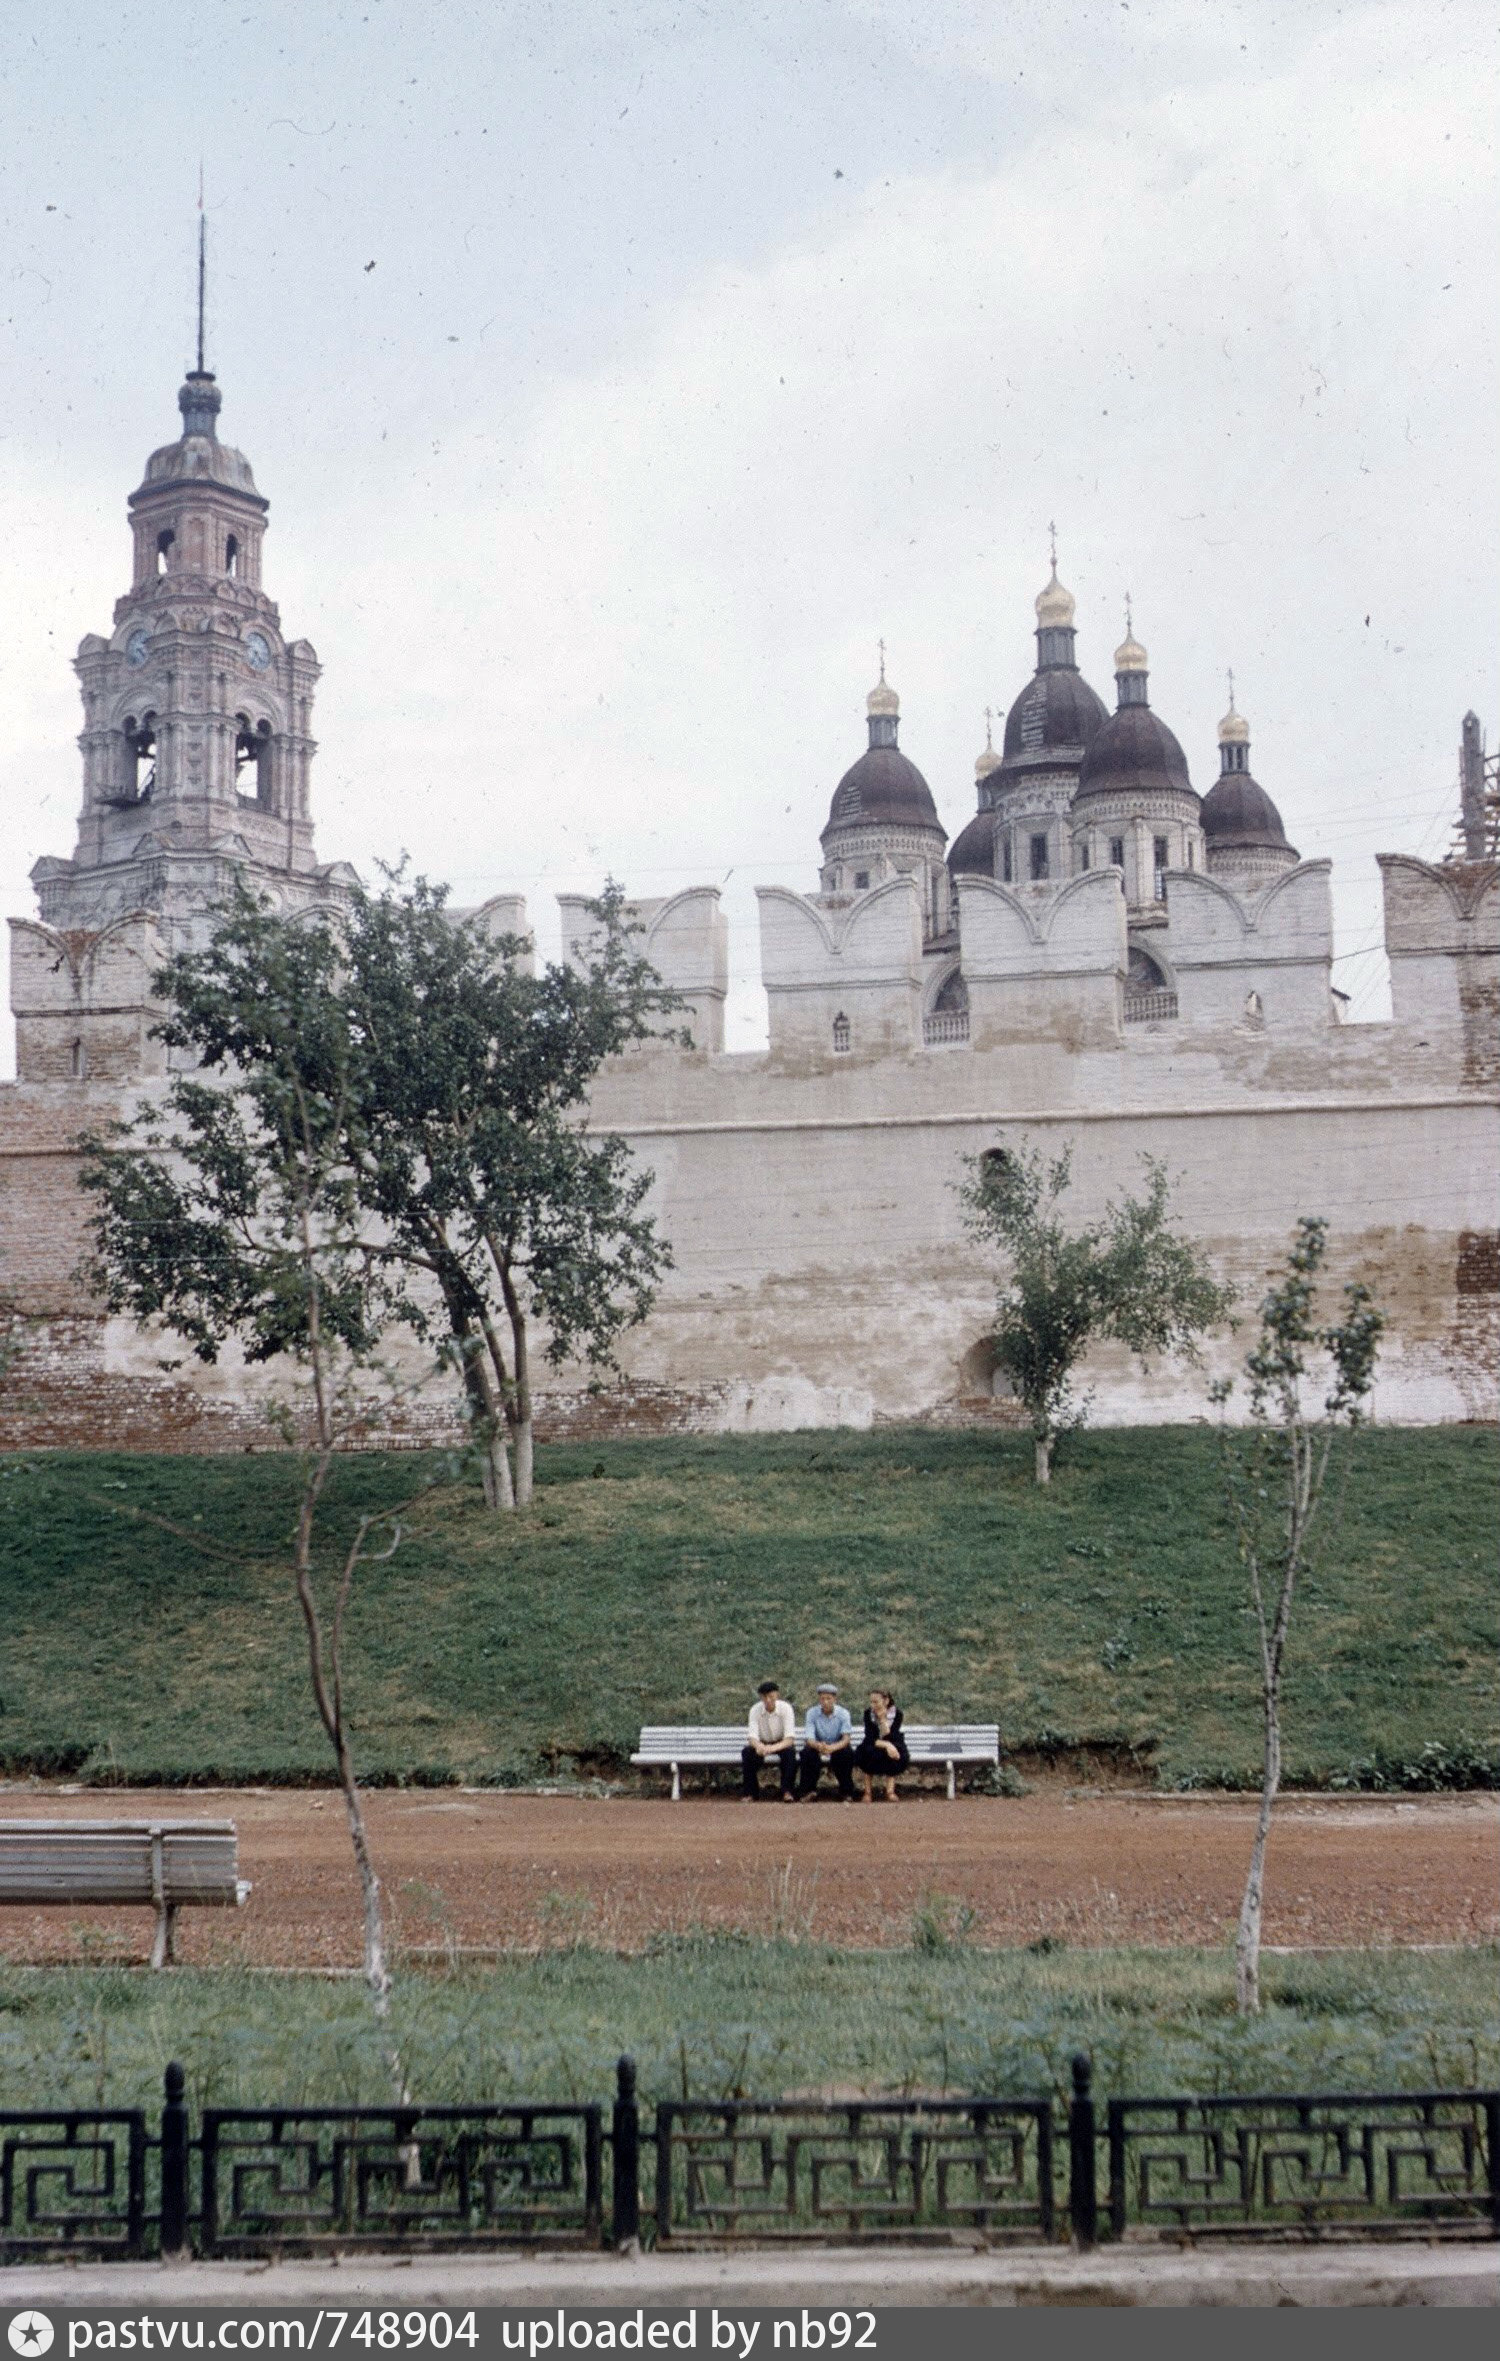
[1068,2051,1097,2251]
[612,2055,641,2249]
[160,2060,189,2260]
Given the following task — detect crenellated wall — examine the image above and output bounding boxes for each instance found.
[757,875,926,1065]
[1167,862,1335,1033]
[2,849,1496,1448]
[955,870,1126,1048]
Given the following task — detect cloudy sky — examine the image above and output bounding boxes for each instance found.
[2,0,1495,1062]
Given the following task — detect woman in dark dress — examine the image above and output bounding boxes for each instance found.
[855,1688,910,1802]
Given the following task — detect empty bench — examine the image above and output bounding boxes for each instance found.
[0,1820,251,1968]
[631,1725,1000,1801]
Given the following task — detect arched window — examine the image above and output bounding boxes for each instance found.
[155,528,175,575]
[1127,946,1166,991]
[832,1011,851,1055]
[933,968,968,1014]
[225,534,239,578]
[1124,945,1178,1023]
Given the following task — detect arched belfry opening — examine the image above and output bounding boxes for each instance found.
[103,712,157,806]
[155,528,175,574]
[235,714,273,806]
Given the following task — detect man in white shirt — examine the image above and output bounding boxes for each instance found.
[742,1679,799,1802]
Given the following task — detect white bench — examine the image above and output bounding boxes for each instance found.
[631,1724,1000,1801]
[0,1820,251,1968]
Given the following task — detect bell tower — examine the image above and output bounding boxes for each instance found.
[28,235,346,945]
[11,236,356,1082]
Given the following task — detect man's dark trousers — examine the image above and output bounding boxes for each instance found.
[742,1743,798,1799]
[797,1746,855,1799]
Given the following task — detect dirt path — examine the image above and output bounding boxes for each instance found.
[1,1786,1494,1965]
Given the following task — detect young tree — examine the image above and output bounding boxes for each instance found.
[79,928,419,2087]
[959,1143,1231,1483]
[1213,1217,1383,2014]
[83,873,681,1510]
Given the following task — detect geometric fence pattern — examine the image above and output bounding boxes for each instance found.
[1106,2091,1500,2241]
[654,2098,1055,2243]
[200,2105,604,2253]
[0,2111,148,2261]
[4,2065,1497,2261]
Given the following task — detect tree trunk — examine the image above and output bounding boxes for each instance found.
[1235,1679,1281,2014]
[1034,1432,1054,1486]
[515,1417,534,1508]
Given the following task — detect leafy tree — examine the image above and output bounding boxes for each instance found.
[80,874,679,1508]
[1212,1217,1383,2013]
[958,1143,1231,1483]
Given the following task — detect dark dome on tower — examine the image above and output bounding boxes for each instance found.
[947,810,996,875]
[1075,702,1194,800]
[1074,629,1194,803]
[821,671,942,843]
[1200,701,1297,857]
[1001,666,1109,761]
[823,743,941,836]
[1200,772,1292,850]
[997,563,1109,768]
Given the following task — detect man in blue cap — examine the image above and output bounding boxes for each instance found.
[797,1682,855,1802]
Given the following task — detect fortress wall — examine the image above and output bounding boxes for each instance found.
[3,1010,1495,1449]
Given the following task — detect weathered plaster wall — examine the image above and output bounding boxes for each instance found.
[2,1013,1496,1450]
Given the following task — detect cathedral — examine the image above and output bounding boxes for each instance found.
[2,346,1496,1448]
[813,562,1305,1052]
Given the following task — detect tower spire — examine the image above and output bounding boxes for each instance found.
[196,180,207,375]
[178,183,222,440]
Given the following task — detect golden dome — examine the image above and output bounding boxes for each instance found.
[867,676,900,718]
[1035,563,1076,630]
[1219,703,1250,746]
[1114,630,1148,674]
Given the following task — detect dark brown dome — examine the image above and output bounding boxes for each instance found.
[822,746,943,839]
[1075,702,1194,802]
[1001,666,1109,763]
[1201,771,1295,853]
[947,809,996,876]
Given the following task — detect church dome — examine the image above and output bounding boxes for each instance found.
[1200,773,1293,850]
[822,662,944,843]
[1075,702,1194,802]
[1035,565,1076,630]
[1001,666,1109,761]
[137,373,262,500]
[823,745,942,836]
[947,810,996,876]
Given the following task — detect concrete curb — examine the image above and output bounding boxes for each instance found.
[4,2243,1497,2307]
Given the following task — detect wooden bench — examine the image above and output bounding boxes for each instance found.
[631,1724,1000,1801]
[0,1820,251,1968]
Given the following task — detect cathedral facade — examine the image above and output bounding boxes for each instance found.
[2,360,1497,1447]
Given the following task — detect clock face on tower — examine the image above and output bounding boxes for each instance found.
[125,628,150,668]
[245,631,272,672]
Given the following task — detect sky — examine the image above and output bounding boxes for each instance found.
[2,0,1496,1063]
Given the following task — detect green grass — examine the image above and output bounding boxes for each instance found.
[2,1945,1495,2113]
[0,1426,1495,1787]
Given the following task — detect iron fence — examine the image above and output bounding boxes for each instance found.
[653,2096,1054,2244]
[3,2058,1496,2263]
[0,2109,147,2261]
[199,2103,603,2255]
[1106,2088,1500,2241]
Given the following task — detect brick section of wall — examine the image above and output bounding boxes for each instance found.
[1457,1230,1500,1296]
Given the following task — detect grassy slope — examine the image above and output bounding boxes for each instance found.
[0,1426,1494,1786]
[1,1946,1495,2113]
